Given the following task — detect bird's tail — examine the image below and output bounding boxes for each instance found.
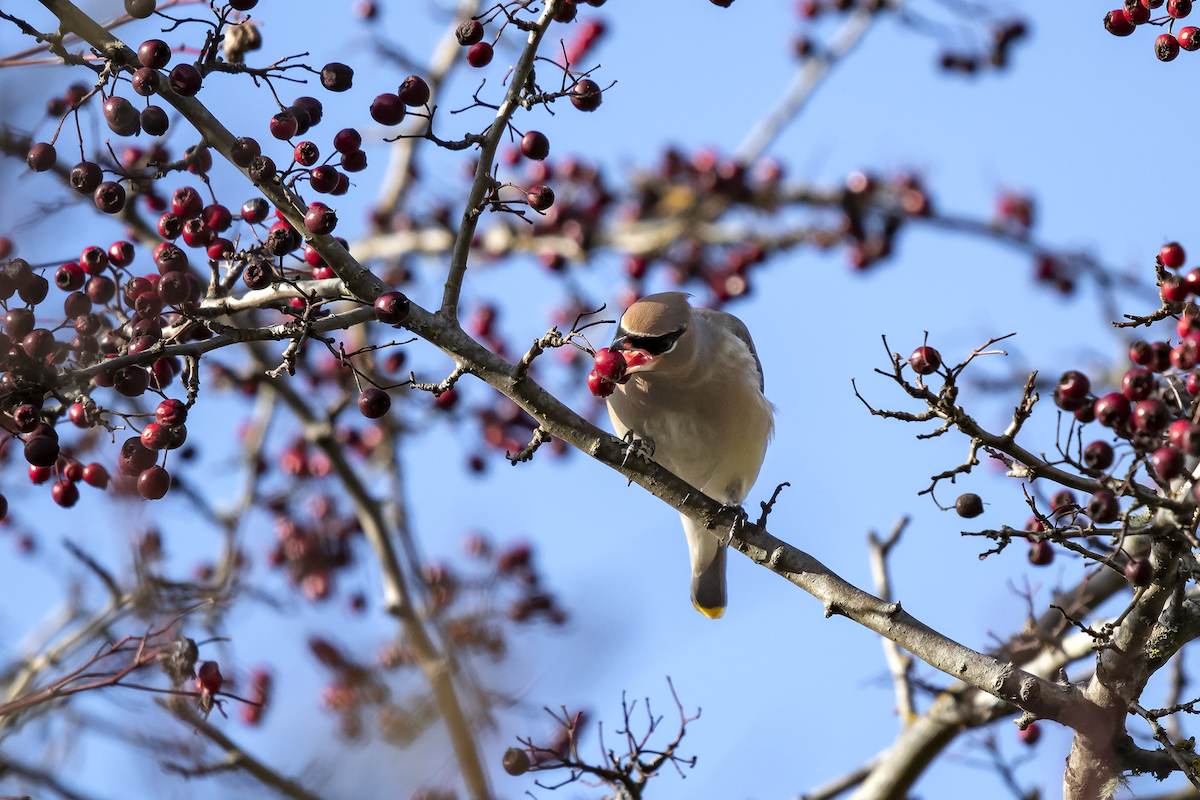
[682,513,727,619]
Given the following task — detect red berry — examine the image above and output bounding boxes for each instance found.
[51,480,79,508]
[1087,490,1120,523]
[340,150,367,172]
[1157,33,1181,61]
[374,291,411,323]
[196,661,223,693]
[1169,0,1192,17]
[168,64,202,96]
[138,39,171,69]
[1152,446,1184,479]
[1161,241,1186,269]
[291,142,318,168]
[1094,393,1131,428]
[157,398,188,426]
[1125,556,1152,585]
[1132,399,1170,433]
[467,42,494,67]
[592,348,627,383]
[908,346,941,375]
[398,75,430,106]
[1027,541,1054,566]
[231,137,261,168]
[1018,722,1041,746]
[521,131,550,161]
[358,388,391,418]
[1126,0,1151,24]
[1120,368,1154,401]
[137,465,170,499]
[1180,26,1200,49]
[27,142,57,172]
[94,181,126,214]
[309,165,339,193]
[82,463,109,489]
[141,106,169,136]
[527,185,555,211]
[1082,440,1114,470]
[304,203,338,235]
[333,128,362,154]
[370,94,405,125]
[569,79,602,111]
[587,369,615,397]
[270,110,298,140]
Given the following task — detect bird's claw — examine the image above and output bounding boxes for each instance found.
[718,505,748,547]
[620,431,655,468]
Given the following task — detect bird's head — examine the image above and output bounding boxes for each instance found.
[610,292,693,375]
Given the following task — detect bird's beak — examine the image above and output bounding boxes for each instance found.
[611,336,656,373]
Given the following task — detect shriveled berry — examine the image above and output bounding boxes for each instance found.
[294,141,319,166]
[70,161,103,195]
[320,62,354,92]
[502,748,531,776]
[955,493,983,518]
[457,20,484,45]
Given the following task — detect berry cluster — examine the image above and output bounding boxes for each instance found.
[1105,0,1199,61]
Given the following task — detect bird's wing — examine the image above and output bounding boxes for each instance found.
[695,308,765,392]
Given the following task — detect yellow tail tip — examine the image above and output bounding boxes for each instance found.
[693,602,725,619]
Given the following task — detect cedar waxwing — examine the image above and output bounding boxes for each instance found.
[605,292,774,618]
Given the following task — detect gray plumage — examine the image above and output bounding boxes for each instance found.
[606,292,774,618]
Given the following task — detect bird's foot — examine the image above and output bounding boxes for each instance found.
[718,505,748,548]
[619,431,655,469]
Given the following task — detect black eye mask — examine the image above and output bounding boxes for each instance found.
[613,326,686,356]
